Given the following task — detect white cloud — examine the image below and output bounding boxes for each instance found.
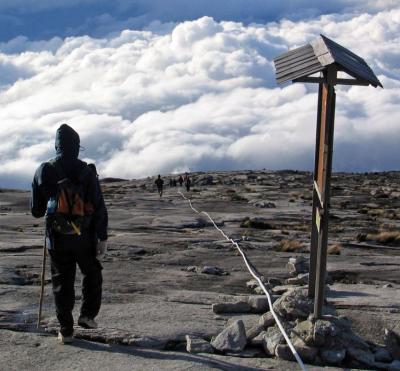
[0,10,399,188]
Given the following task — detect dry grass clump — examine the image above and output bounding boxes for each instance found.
[357,231,400,245]
[240,217,272,229]
[327,244,342,255]
[275,239,304,252]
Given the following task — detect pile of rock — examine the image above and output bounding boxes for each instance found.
[186,287,400,369]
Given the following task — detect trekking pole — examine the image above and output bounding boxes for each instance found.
[37,236,47,328]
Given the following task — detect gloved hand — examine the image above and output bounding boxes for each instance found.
[96,240,108,259]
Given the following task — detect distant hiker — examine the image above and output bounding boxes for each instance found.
[173,178,177,187]
[169,178,173,187]
[178,175,183,187]
[155,175,164,197]
[31,124,108,344]
[185,176,191,192]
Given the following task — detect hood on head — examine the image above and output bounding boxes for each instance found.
[55,124,80,159]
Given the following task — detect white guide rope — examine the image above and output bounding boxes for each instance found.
[178,191,307,371]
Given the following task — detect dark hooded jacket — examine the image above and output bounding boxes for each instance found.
[31,124,108,241]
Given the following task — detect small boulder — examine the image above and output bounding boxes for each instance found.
[275,344,318,363]
[247,296,270,313]
[262,325,284,355]
[212,301,252,314]
[313,318,340,347]
[186,335,214,354]
[250,331,266,347]
[286,257,309,276]
[291,319,314,346]
[211,320,247,353]
[246,324,264,341]
[287,273,309,285]
[273,288,315,320]
[258,311,275,328]
[251,201,276,209]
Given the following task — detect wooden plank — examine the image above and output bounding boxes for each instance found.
[275,55,320,75]
[308,82,323,299]
[293,76,324,84]
[276,59,322,78]
[275,52,316,70]
[273,45,311,62]
[336,78,369,86]
[276,64,323,83]
[316,83,328,192]
[274,46,315,66]
[313,71,336,318]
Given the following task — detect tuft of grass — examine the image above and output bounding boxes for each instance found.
[357,231,400,245]
[275,239,304,252]
[327,244,342,255]
[240,217,272,229]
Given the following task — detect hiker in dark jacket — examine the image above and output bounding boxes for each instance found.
[31,124,108,344]
[185,176,191,192]
[155,175,164,197]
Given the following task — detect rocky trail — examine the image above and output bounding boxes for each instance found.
[1,170,400,370]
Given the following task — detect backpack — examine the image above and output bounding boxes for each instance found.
[46,160,94,235]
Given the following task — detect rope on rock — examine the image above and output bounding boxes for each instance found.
[178,190,307,371]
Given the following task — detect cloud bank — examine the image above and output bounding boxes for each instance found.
[0,9,399,188]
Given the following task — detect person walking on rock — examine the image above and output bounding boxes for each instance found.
[178,175,183,187]
[31,124,108,344]
[185,176,192,192]
[155,174,164,197]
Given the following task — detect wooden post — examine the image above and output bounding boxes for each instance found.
[308,82,323,298]
[308,67,336,318]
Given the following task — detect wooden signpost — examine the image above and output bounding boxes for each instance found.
[274,35,382,318]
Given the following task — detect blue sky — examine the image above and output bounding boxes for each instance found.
[0,1,399,188]
[0,0,395,42]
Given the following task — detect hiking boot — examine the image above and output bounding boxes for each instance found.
[78,316,98,329]
[57,331,74,344]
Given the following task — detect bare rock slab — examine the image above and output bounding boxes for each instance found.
[211,319,247,353]
[186,335,214,354]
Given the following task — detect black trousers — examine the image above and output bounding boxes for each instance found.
[49,233,102,336]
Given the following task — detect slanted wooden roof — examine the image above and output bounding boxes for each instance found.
[274,34,382,88]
